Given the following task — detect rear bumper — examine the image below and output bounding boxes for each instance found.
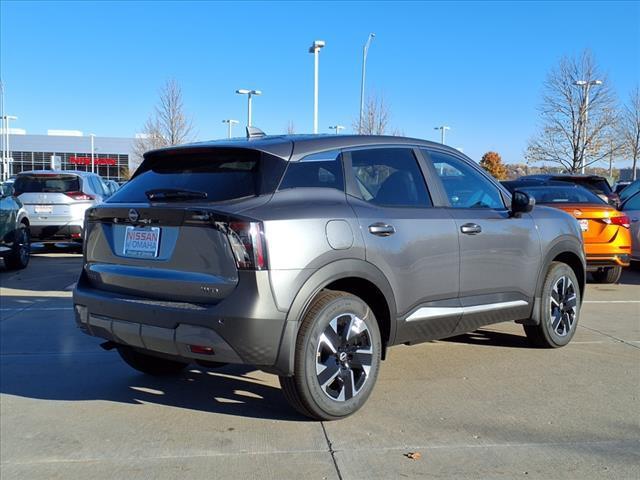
[72,270,288,371]
[586,254,630,270]
[31,223,83,241]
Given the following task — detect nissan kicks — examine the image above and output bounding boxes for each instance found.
[73,133,586,420]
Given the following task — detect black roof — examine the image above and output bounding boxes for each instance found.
[145,134,466,162]
[520,173,608,181]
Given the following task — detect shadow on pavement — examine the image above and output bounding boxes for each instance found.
[0,348,306,422]
[444,328,532,348]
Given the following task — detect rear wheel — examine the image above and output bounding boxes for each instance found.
[524,262,580,348]
[279,290,382,421]
[591,266,622,284]
[117,346,189,376]
[4,224,30,270]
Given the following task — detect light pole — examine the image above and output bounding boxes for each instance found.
[236,89,262,128]
[359,33,376,134]
[309,40,326,134]
[89,134,96,173]
[573,79,603,174]
[434,125,450,144]
[222,119,239,139]
[329,125,345,135]
[1,115,17,180]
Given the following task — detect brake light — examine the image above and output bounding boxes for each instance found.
[611,214,631,229]
[65,191,95,201]
[227,221,268,270]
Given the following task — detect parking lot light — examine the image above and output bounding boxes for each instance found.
[236,89,262,128]
[309,40,326,134]
[434,125,450,144]
[573,79,604,174]
[222,119,239,139]
[329,125,345,134]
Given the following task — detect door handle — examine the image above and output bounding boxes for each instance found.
[460,223,482,235]
[369,223,396,237]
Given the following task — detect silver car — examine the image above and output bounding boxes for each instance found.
[73,134,586,420]
[13,170,110,244]
[622,192,640,262]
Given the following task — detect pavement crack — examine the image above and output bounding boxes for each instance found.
[320,422,343,480]
[579,325,640,350]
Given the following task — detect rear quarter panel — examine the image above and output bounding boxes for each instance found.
[245,188,365,311]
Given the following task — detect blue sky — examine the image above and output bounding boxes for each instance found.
[1,1,638,164]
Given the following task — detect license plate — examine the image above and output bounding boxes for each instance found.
[123,226,161,258]
[579,219,589,232]
[34,205,53,214]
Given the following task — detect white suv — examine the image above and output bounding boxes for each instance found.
[13,170,109,244]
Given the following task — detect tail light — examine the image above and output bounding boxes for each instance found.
[65,191,95,201]
[227,221,268,270]
[611,214,631,229]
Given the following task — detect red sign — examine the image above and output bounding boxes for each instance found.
[69,156,117,166]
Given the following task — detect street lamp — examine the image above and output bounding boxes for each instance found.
[329,125,345,135]
[434,125,450,144]
[573,79,603,174]
[359,33,376,134]
[235,89,262,128]
[222,119,239,139]
[309,40,326,134]
[89,133,96,173]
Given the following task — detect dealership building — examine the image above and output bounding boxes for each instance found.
[3,129,136,181]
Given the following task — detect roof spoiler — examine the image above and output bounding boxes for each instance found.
[246,126,266,139]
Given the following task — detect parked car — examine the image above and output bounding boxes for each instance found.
[621,192,640,263]
[506,183,631,283]
[13,171,110,244]
[105,180,120,196]
[619,179,640,203]
[0,183,30,269]
[614,181,631,195]
[73,134,586,420]
[517,174,620,207]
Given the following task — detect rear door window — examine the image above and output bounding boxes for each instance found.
[349,148,432,207]
[108,148,287,203]
[14,174,81,194]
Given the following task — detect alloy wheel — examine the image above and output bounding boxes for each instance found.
[315,313,373,402]
[549,276,577,337]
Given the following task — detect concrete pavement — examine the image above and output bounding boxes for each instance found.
[1,253,638,479]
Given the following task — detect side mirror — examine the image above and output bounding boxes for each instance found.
[510,190,535,217]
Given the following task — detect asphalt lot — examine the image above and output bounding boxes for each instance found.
[1,251,639,479]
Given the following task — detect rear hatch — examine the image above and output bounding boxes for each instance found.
[555,204,626,244]
[14,173,93,223]
[83,146,288,304]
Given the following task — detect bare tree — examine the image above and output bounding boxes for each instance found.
[133,79,193,168]
[620,86,640,181]
[286,121,296,134]
[526,51,620,172]
[353,94,392,135]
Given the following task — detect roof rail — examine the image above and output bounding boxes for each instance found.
[246,126,266,139]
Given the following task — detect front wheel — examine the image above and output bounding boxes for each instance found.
[591,266,622,284]
[4,224,30,270]
[279,290,382,421]
[524,261,581,348]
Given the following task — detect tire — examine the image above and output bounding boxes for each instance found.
[117,346,189,376]
[591,266,622,284]
[524,261,581,348]
[279,290,382,421]
[4,224,30,270]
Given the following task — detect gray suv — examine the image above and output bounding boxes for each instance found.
[73,134,586,420]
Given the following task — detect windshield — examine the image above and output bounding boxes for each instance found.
[108,148,287,203]
[14,174,81,194]
[519,186,605,205]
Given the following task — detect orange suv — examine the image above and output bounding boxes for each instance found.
[511,184,631,283]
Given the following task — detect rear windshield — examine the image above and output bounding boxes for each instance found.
[108,148,287,203]
[14,174,81,194]
[553,177,612,194]
[520,186,605,205]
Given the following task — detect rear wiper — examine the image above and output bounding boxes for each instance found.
[145,188,208,201]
